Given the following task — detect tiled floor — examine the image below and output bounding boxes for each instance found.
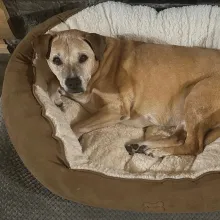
[0,54,9,95]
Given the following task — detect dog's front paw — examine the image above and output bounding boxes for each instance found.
[125,143,147,156]
[50,92,63,108]
[54,98,63,108]
[58,87,67,96]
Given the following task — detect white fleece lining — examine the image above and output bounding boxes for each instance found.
[34,1,220,180]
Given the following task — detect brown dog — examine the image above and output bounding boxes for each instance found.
[33,29,220,157]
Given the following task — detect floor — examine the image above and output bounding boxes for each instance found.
[0,54,9,95]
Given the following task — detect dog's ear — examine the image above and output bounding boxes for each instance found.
[84,33,106,61]
[32,34,54,59]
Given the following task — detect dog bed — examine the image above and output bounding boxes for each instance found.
[3,1,220,213]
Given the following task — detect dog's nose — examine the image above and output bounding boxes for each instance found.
[65,77,82,90]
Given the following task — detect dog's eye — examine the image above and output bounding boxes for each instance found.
[53,56,63,66]
[79,54,88,63]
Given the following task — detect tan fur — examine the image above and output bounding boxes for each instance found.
[33,29,220,157]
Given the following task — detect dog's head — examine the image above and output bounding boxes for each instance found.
[33,29,106,94]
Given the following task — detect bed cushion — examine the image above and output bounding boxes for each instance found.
[3,1,220,213]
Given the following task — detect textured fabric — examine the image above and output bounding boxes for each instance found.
[3,0,220,39]
[0,100,220,220]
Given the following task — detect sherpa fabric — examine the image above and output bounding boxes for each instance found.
[34,1,220,180]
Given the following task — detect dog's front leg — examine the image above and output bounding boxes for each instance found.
[71,105,128,138]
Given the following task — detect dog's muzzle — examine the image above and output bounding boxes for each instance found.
[65,77,84,93]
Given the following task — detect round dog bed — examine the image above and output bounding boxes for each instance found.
[3,1,220,213]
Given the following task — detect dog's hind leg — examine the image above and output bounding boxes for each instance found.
[145,76,220,157]
[126,76,220,157]
[126,125,186,147]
